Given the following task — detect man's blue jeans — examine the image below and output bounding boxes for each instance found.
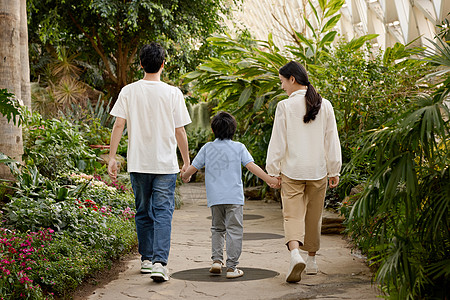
[130,172,177,265]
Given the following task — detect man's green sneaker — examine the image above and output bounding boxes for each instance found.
[141,260,153,274]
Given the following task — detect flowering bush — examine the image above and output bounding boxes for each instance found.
[93,174,129,193]
[70,173,117,193]
[121,207,135,220]
[1,169,138,298]
[0,228,113,299]
[0,228,53,299]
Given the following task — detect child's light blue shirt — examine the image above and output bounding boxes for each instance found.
[192,139,254,207]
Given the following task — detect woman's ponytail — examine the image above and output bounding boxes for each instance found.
[304,83,322,123]
[279,61,322,124]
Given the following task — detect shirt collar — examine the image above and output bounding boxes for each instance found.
[290,89,307,98]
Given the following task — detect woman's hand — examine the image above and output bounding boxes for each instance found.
[328,176,339,188]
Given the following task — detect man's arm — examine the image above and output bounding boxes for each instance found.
[108,117,126,181]
[175,126,190,173]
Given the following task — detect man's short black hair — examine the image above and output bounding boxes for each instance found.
[139,42,165,73]
[211,111,237,140]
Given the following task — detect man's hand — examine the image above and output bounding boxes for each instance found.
[108,158,118,181]
[181,164,189,174]
[328,176,339,188]
[180,164,191,183]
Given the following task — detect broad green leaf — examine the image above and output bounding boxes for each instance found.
[235,67,267,78]
[256,51,288,67]
[309,0,320,23]
[198,65,219,73]
[324,0,345,18]
[253,96,265,112]
[321,14,341,33]
[318,31,337,48]
[304,16,317,39]
[294,31,314,50]
[318,0,326,11]
[238,86,253,107]
[183,70,203,79]
[344,34,378,51]
[268,33,274,47]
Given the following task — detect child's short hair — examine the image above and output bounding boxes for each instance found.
[211,111,237,140]
[139,42,165,73]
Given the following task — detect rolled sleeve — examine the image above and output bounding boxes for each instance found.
[324,102,342,177]
[266,102,287,176]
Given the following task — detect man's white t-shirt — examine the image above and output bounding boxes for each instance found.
[110,80,191,174]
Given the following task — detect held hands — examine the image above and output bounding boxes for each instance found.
[267,176,281,189]
[180,164,191,183]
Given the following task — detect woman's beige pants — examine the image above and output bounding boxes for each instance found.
[281,174,327,252]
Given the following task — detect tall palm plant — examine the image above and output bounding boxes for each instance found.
[347,37,450,299]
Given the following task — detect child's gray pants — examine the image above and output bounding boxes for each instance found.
[210,204,243,270]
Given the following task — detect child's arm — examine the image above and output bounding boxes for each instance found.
[245,162,280,188]
[181,165,198,183]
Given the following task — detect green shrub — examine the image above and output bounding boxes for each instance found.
[0,167,138,298]
[0,227,127,299]
[22,112,101,179]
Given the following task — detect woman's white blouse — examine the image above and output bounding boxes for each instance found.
[266,89,342,180]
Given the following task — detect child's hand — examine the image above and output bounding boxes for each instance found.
[180,169,191,183]
[182,174,191,183]
[267,176,281,189]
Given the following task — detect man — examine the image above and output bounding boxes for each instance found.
[108,42,191,282]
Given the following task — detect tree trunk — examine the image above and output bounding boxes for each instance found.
[20,0,31,110]
[0,0,23,180]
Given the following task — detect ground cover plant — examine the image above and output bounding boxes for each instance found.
[0,106,137,299]
[0,166,136,299]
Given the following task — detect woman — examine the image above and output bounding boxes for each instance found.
[266,61,341,283]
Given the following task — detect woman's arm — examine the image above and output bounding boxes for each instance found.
[324,101,342,180]
[266,103,287,177]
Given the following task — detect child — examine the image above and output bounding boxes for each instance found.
[181,111,279,279]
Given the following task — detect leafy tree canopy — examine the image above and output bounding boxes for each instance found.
[28,0,237,98]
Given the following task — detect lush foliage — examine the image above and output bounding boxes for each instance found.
[22,112,100,179]
[1,96,136,298]
[311,42,429,197]
[28,0,239,99]
[183,0,383,186]
[0,89,23,126]
[0,166,136,299]
[341,38,450,299]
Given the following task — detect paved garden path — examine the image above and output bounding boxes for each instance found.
[84,182,380,300]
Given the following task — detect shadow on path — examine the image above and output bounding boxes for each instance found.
[171,267,279,282]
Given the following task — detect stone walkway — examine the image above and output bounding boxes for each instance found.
[86,182,380,300]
